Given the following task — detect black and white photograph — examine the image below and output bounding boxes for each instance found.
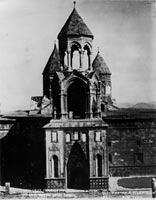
[0,0,156,198]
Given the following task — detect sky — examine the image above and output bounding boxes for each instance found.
[0,0,156,113]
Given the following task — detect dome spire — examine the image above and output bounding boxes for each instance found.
[73,1,76,8]
[57,1,93,39]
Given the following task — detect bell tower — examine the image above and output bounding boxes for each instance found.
[57,2,94,71]
[44,3,109,191]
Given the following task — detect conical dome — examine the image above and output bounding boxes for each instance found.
[92,52,111,75]
[57,7,93,39]
[43,43,61,74]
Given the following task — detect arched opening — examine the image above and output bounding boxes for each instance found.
[71,43,81,70]
[66,133,71,143]
[67,79,88,119]
[72,51,79,69]
[53,155,58,178]
[67,142,89,190]
[84,45,91,70]
[96,154,102,177]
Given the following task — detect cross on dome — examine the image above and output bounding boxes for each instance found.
[73,1,76,8]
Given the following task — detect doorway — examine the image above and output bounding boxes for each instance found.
[67,142,89,190]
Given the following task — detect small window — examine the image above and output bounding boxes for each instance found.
[82,132,87,142]
[66,133,71,143]
[73,131,79,140]
[95,131,101,142]
[51,131,58,142]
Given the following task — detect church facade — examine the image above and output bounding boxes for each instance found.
[42,4,111,190]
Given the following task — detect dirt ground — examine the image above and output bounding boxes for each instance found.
[0,176,154,199]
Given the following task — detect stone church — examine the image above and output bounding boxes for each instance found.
[43,3,111,190]
[0,3,156,191]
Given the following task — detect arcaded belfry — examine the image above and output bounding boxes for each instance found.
[57,2,93,71]
[43,3,112,120]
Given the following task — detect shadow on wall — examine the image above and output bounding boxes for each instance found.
[118,176,155,189]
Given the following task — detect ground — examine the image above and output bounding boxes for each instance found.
[0,176,154,198]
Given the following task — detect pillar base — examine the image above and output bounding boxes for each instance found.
[46,178,65,189]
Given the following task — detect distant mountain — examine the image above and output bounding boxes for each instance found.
[132,102,156,109]
[117,102,156,109]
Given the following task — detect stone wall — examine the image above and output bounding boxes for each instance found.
[105,109,156,177]
[1,116,51,189]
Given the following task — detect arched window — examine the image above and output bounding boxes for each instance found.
[66,133,71,143]
[72,51,79,69]
[106,85,111,95]
[53,155,58,178]
[71,43,81,69]
[83,44,91,70]
[73,131,79,140]
[95,131,101,142]
[82,132,87,142]
[96,154,102,177]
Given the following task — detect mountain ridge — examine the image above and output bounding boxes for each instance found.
[117,101,156,109]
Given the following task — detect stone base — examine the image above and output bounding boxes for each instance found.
[89,177,109,189]
[46,178,65,189]
[46,177,109,190]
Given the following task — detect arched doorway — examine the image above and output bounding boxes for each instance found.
[67,79,87,119]
[67,142,89,190]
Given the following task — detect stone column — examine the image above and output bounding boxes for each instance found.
[89,85,93,119]
[60,89,65,119]
[70,52,73,70]
[97,82,102,118]
[88,52,92,71]
[67,51,71,70]
[60,89,68,119]
[79,50,84,70]
[49,77,53,116]
[45,134,49,178]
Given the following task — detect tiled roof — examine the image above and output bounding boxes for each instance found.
[92,52,111,75]
[43,44,61,74]
[57,7,93,39]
